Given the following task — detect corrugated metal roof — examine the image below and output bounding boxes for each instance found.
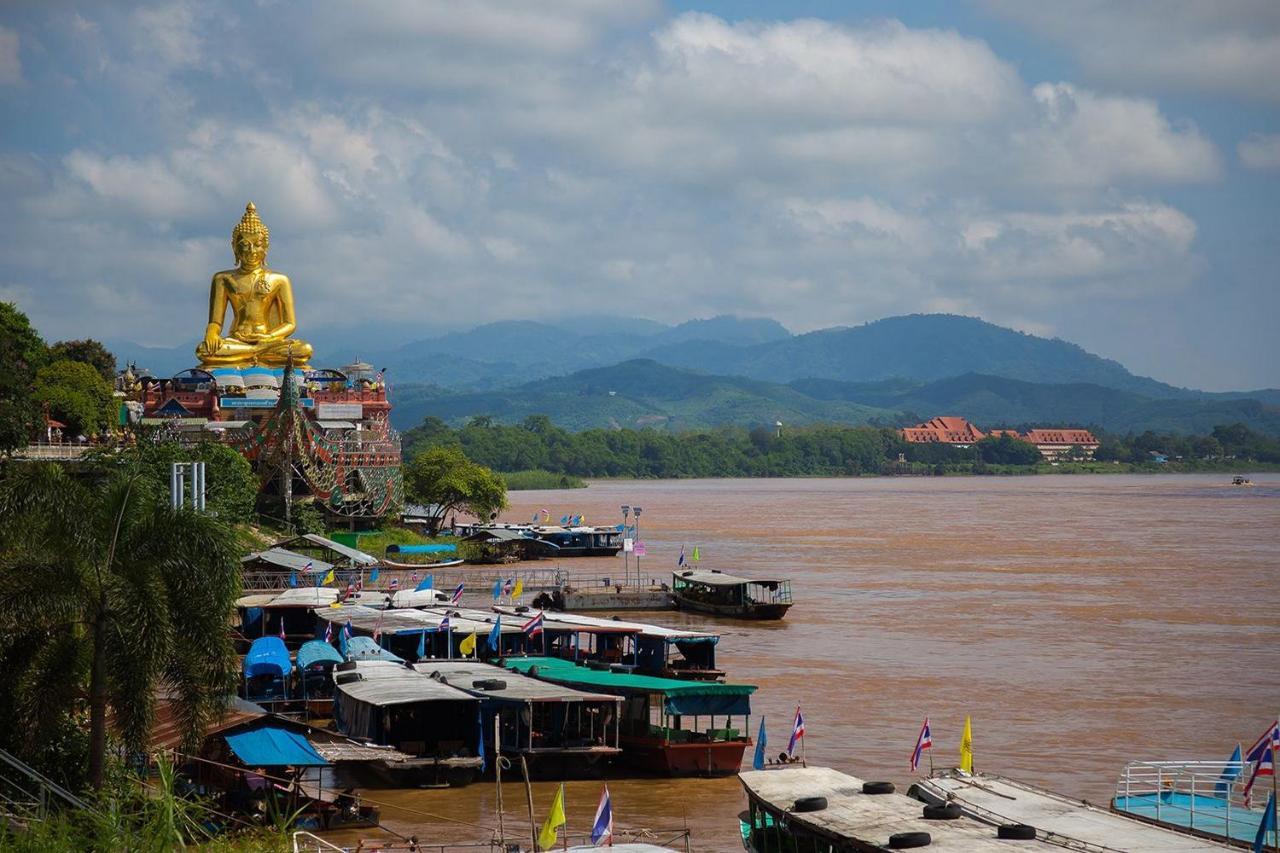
[138,695,267,750]
[317,604,523,636]
[241,547,334,574]
[492,607,717,641]
[269,587,339,607]
[336,660,478,707]
[674,569,785,587]
[412,661,621,705]
[293,534,379,565]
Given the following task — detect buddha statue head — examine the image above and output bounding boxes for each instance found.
[232,202,270,269]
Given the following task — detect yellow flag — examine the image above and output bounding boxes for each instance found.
[459,631,477,656]
[322,568,335,586]
[538,783,566,850]
[513,578,524,600]
[960,715,974,773]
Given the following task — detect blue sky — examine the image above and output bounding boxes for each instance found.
[1,1,1277,390]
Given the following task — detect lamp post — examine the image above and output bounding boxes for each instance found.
[621,505,631,587]
[633,506,643,587]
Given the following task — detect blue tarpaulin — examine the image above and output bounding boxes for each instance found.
[386,544,457,554]
[664,693,752,717]
[224,727,329,767]
[345,635,404,662]
[243,636,291,678]
[296,639,344,671]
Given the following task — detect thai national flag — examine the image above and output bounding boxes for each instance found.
[590,784,613,847]
[390,577,399,591]
[677,546,685,567]
[1244,746,1274,807]
[523,612,544,638]
[439,614,451,633]
[324,621,333,644]
[503,577,514,595]
[787,707,805,756]
[1246,720,1280,763]
[911,718,933,771]
[278,617,286,640]
[451,582,465,605]
[301,560,313,573]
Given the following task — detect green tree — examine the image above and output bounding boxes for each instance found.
[33,359,116,437]
[86,439,258,524]
[404,446,507,534]
[0,302,49,453]
[49,339,118,383]
[974,433,1043,465]
[0,463,243,789]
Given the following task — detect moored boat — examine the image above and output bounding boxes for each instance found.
[504,656,755,777]
[672,570,793,620]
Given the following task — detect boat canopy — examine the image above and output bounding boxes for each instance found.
[386,543,457,554]
[505,657,755,717]
[344,636,405,662]
[413,661,621,705]
[240,547,335,575]
[336,661,475,707]
[296,639,344,671]
[243,636,291,679]
[263,587,339,608]
[224,727,329,768]
[674,569,786,587]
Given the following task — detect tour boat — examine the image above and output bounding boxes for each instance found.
[671,570,793,620]
[504,656,755,777]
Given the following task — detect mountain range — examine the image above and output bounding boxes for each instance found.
[107,313,1280,435]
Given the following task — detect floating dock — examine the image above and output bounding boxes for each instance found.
[740,766,1064,851]
[911,770,1245,851]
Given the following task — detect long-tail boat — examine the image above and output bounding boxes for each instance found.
[671,570,793,620]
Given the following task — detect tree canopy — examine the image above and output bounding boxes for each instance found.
[404,446,507,533]
[49,338,117,383]
[0,302,49,453]
[33,359,117,437]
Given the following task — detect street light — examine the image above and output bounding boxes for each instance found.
[621,505,631,586]
[632,506,643,586]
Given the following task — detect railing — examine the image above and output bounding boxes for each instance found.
[292,828,690,852]
[1114,759,1273,844]
[0,747,92,823]
[10,444,89,460]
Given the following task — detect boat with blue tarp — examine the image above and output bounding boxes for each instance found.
[504,656,755,777]
[296,639,344,712]
[242,636,292,702]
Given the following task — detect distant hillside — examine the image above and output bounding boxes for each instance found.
[389,360,896,431]
[390,361,1280,436]
[793,373,1280,435]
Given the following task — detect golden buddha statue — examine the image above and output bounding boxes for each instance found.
[195,202,313,368]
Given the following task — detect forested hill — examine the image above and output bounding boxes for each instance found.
[389,360,1280,436]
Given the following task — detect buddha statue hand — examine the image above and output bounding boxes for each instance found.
[201,323,223,355]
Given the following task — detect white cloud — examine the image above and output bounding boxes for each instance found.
[1238,133,1280,170]
[0,26,20,85]
[981,0,1280,101]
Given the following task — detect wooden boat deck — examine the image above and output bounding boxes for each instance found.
[740,766,1062,851]
[911,770,1240,851]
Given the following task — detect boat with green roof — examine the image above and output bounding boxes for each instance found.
[503,656,756,777]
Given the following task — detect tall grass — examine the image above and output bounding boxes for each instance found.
[500,469,587,490]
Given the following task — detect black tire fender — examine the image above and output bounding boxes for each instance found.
[997,824,1037,840]
[922,803,962,820]
[792,796,827,813]
[476,678,507,691]
[863,781,896,795]
[888,831,931,848]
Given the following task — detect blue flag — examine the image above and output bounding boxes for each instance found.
[492,578,503,599]
[417,628,426,659]
[753,716,768,770]
[1255,791,1275,853]
[477,708,487,773]
[416,573,434,592]
[288,570,298,588]
[488,616,502,652]
[1217,744,1243,795]
[370,566,379,583]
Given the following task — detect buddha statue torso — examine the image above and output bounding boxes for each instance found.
[195,203,313,368]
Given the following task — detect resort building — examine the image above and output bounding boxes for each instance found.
[900,417,1099,459]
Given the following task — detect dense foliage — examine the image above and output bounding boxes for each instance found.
[33,359,118,437]
[404,415,1280,478]
[0,302,50,453]
[0,463,243,790]
[48,338,118,383]
[85,439,260,524]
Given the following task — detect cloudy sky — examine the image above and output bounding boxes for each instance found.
[1,1,1277,389]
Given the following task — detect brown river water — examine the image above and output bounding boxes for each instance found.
[347,474,1280,851]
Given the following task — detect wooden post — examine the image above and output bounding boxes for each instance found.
[521,755,536,852]
[495,713,505,846]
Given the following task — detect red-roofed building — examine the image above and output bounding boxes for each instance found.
[899,417,1099,460]
[899,416,987,446]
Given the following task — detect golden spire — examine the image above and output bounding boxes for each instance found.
[232,201,269,247]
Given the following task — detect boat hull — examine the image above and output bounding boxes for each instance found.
[672,597,792,620]
[618,734,749,777]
